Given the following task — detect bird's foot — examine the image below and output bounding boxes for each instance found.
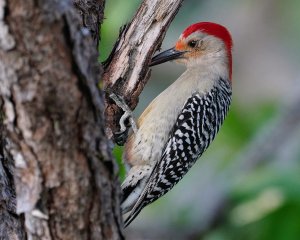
[109,93,138,144]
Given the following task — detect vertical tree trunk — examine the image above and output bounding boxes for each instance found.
[0,0,123,239]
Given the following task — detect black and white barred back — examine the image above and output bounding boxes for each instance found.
[124,78,232,226]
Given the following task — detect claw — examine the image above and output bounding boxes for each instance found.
[114,128,130,146]
[109,93,138,138]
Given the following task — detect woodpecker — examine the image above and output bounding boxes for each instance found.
[120,22,233,227]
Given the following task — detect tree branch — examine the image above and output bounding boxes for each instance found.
[103,0,184,141]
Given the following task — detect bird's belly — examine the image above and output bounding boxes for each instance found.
[125,100,182,166]
[124,73,217,167]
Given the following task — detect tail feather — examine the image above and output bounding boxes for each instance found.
[123,205,144,228]
[122,178,153,227]
[120,165,152,216]
[121,163,158,227]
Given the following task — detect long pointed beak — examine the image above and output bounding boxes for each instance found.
[150,47,186,67]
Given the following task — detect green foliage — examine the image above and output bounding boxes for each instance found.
[113,145,126,181]
[221,103,277,146]
[204,167,300,240]
[205,102,278,166]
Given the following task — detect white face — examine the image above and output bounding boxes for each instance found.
[174,31,228,67]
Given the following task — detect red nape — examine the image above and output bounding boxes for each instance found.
[182,22,233,80]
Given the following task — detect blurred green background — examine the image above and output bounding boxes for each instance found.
[100,0,300,239]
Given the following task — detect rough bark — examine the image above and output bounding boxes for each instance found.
[0,0,123,239]
[74,0,105,47]
[103,0,184,142]
[0,107,25,240]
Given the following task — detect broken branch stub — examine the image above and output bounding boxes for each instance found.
[103,0,183,143]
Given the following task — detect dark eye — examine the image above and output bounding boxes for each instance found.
[188,40,197,48]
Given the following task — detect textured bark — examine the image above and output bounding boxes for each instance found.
[103,0,184,141]
[74,0,105,46]
[0,0,123,239]
[0,108,26,240]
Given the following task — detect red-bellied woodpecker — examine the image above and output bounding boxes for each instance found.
[120,22,233,227]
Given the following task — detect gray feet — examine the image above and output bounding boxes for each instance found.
[109,93,138,144]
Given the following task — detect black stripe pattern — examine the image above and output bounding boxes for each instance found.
[124,78,232,226]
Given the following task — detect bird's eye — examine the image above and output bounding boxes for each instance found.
[188,40,197,48]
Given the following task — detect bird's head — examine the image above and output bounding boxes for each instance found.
[150,22,233,78]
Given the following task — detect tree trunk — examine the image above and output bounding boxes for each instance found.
[0,0,123,239]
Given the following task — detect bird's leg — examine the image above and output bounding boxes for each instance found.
[109,93,138,135]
